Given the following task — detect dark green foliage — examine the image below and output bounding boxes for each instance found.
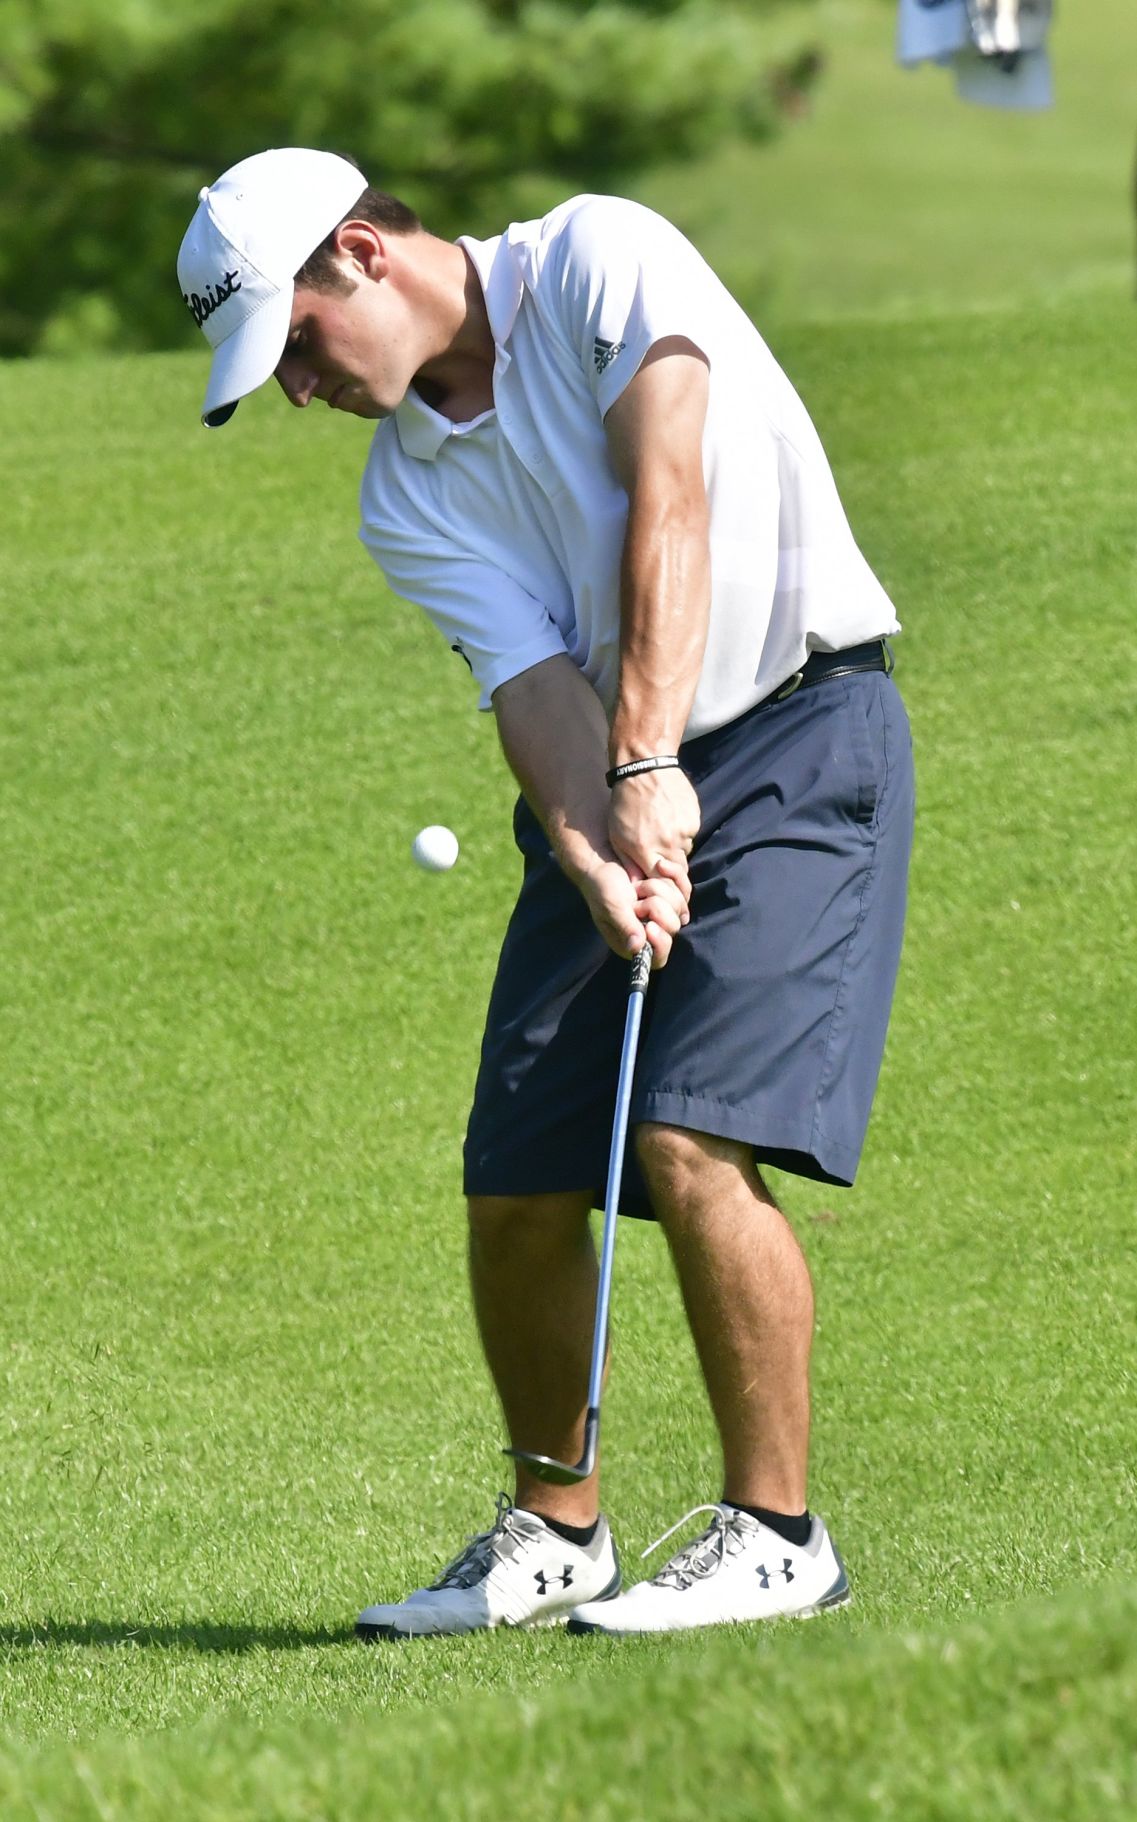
[0,0,819,356]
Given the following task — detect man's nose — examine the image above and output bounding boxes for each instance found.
[275,357,317,408]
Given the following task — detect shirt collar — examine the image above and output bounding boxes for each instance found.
[393,385,452,461]
[458,231,525,345]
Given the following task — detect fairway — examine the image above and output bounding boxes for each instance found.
[1,271,1134,1814]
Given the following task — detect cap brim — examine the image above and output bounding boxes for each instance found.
[200,284,293,429]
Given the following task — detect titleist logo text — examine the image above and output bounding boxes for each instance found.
[183,270,242,328]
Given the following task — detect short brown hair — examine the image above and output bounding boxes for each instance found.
[294,187,422,293]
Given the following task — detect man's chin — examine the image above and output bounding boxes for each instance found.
[327,385,386,419]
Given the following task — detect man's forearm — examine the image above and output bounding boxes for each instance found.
[608,485,710,769]
[601,340,713,770]
[493,653,693,966]
[492,654,613,881]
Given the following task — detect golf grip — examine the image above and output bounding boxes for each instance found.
[585,940,653,1414]
[629,942,652,996]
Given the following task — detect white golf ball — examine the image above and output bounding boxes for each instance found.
[412,824,460,872]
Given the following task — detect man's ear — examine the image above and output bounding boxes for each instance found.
[334,219,388,280]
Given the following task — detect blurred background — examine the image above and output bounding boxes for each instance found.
[2,0,1131,356]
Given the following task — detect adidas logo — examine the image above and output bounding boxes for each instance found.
[593,337,625,376]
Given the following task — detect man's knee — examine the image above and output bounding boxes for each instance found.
[634,1123,775,1217]
[634,1121,710,1192]
[636,1122,720,1214]
[467,1191,592,1264]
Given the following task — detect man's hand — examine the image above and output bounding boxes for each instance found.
[608,766,701,879]
[492,655,692,968]
[569,850,691,966]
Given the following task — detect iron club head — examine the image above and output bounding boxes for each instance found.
[503,1409,600,1485]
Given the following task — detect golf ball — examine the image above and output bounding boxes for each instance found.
[412,824,459,872]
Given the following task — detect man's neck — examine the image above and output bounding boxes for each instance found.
[413,243,496,422]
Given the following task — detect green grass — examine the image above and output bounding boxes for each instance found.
[632,0,1135,322]
[0,285,1134,1812]
[0,1583,1135,1819]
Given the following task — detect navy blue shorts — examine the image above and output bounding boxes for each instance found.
[464,669,915,1215]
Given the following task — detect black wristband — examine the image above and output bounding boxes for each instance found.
[605,755,681,789]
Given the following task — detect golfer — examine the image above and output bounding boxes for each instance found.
[178,148,915,1637]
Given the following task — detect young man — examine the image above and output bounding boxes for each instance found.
[178,147,914,1639]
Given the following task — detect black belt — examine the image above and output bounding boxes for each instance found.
[767,638,894,708]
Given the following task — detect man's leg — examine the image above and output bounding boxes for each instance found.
[467,1190,601,1525]
[634,1123,813,1514]
[565,1121,850,1634]
[357,1187,619,1638]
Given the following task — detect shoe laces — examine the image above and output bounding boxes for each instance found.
[640,1503,753,1591]
[428,1493,534,1591]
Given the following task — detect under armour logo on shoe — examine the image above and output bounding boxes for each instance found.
[755,1559,795,1589]
[593,338,625,376]
[534,1566,574,1596]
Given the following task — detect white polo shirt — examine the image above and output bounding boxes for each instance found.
[359,194,899,741]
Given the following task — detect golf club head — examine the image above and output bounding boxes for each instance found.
[502,1409,599,1486]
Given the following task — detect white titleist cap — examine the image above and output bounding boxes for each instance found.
[178,148,368,428]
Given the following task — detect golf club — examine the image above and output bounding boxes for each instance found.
[503,939,653,1485]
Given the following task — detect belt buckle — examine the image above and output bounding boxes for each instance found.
[776,670,805,701]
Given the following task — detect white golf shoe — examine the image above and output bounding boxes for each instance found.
[357,1494,621,1639]
[567,1502,849,1636]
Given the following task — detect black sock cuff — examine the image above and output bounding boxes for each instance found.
[538,1515,600,1548]
[723,1500,812,1549]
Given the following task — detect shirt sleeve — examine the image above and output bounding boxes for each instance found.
[359,518,569,710]
[541,196,713,419]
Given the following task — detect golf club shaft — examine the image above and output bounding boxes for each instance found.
[502,940,653,1482]
[584,940,652,1414]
